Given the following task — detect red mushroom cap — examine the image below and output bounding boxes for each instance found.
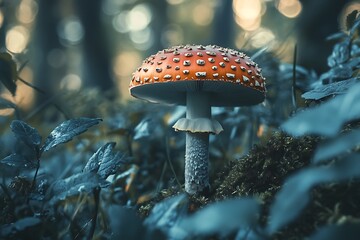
[130,44,266,106]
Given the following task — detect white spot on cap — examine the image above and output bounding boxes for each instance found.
[226,73,235,79]
[164,74,172,79]
[206,51,216,56]
[183,70,190,74]
[243,75,249,82]
[213,73,219,77]
[173,58,180,63]
[195,72,207,77]
[183,60,191,66]
[255,80,260,86]
[196,59,205,66]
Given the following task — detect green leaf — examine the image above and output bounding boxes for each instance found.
[10,120,42,149]
[41,117,102,152]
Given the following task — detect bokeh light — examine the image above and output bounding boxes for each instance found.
[60,74,82,91]
[250,28,276,48]
[0,66,35,116]
[126,4,152,32]
[16,66,35,111]
[277,0,302,18]
[166,0,184,5]
[16,0,38,24]
[0,10,4,28]
[233,0,263,31]
[57,17,85,45]
[113,51,142,98]
[192,2,214,26]
[129,28,154,50]
[6,25,30,53]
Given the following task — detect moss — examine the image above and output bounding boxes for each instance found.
[138,130,360,239]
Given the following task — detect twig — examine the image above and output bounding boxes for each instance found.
[292,44,298,110]
[165,136,182,189]
[88,187,100,240]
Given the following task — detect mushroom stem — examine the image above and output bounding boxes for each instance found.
[185,91,211,194]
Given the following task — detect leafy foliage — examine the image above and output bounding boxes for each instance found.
[10,120,42,150]
[41,117,102,152]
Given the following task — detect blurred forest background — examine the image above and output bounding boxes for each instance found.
[1,1,360,239]
[0,0,358,114]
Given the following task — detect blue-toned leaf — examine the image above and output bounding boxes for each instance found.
[49,172,100,205]
[349,14,360,36]
[319,66,352,83]
[84,142,127,180]
[266,154,360,235]
[10,120,42,149]
[41,117,102,152]
[144,194,189,239]
[179,198,260,237]
[0,217,41,238]
[302,78,359,100]
[282,83,360,137]
[167,106,186,126]
[0,153,37,169]
[309,223,360,240]
[326,32,347,41]
[327,39,351,67]
[313,129,360,164]
[107,206,165,240]
[0,52,17,96]
[0,97,17,110]
[133,118,155,140]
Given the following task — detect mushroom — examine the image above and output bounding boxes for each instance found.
[129,44,266,195]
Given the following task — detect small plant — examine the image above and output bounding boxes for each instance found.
[0,118,129,239]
